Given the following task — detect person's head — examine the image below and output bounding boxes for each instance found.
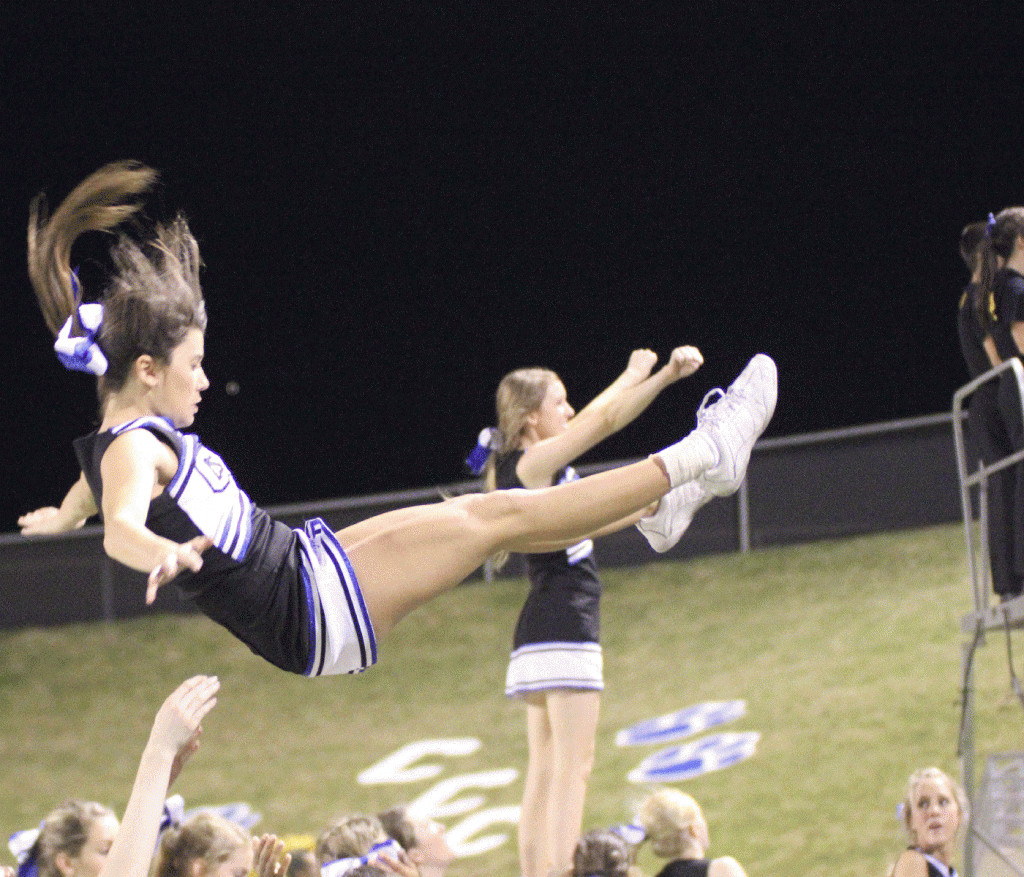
[29,801,119,877]
[315,815,387,864]
[637,788,709,859]
[27,162,208,408]
[901,767,967,854]
[493,367,572,452]
[377,807,455,874]
[980,207,1024,295]
[960,221,989,277]
[155,812,252,877]
[571,829,635,877]
[284,849,318,877]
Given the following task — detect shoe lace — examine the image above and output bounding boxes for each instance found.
[696,387,734,425]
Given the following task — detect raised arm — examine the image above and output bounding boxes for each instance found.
[99,676,220,877]
[517,346,703,488]
[19,473,98,535]
[99,430,211,602]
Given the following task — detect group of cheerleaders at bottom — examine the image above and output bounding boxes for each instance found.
[8,676,963,877]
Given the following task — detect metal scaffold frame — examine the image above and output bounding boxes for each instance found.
[954,358,1024,877]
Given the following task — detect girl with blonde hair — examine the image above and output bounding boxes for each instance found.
[471,348,774,877]
[636,788,746,877]
[21,161,775,682]
[890,767,966,877]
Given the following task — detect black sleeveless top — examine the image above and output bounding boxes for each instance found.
[495,450,601,646]
[73,417,312,674]
[654,860,710,877]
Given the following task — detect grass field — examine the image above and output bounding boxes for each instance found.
[2,522,1022,877]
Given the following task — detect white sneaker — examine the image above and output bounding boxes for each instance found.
[636,481,711,553]
[695,354,777,497]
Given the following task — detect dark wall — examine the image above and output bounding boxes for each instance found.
[0,415,964,631]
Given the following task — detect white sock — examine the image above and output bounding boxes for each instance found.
[654,431,719,488]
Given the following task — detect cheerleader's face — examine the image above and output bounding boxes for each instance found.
[908,777,961,853]
[148,328,210,428]
[529,378,574,440]
[193,843,253,877]
[59,814,119,877]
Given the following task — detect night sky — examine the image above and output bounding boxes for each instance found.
[4,7,1022,532]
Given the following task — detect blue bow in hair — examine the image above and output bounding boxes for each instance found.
[465,427,502,475]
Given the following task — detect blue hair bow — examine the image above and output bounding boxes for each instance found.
[465,427,501,475]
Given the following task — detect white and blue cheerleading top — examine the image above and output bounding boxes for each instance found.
[73,416,376,676]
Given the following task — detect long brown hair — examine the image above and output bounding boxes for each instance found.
[960,220,992,329]
[483,366,557,569]
[27,161,207,400]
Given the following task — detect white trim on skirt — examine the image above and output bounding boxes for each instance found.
[505,641,603,698]
[297,518,377,676]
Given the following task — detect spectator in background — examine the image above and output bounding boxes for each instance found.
[958,218,1020,601]
[976,208,1024,600]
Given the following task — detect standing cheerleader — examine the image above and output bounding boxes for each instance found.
[471,348,775,877]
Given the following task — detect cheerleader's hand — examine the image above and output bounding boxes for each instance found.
[663,345,703,381]
[168,726,202,788]
[375,850,420,877]
[626,348,659,381]
[148,675,220,761]
[147,536,213,604]
[19,507,82,535]
[253,835,291,877]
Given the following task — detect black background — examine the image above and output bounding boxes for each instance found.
[4,6,1021,531]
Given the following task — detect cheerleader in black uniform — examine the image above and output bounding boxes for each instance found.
[20,162,777,681]
[976,209,1024,599]
[890,768,965,877]
[957,220,1020,600]
[470,349,775,877]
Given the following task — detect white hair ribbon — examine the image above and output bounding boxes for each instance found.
[8,828,39,864]
[54,302,107,376]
